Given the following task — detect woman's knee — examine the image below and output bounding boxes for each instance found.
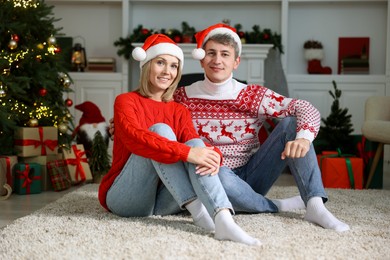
[277,117,297,140]
[185,138,205,148]
[149,123,176,141]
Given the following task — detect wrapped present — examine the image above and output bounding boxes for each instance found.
[14,163,42,195]
[0,155,18,190]
[62,144,92,184]
[14,127,58,157]
[20,155,59,191]
[353,135,383,189]
[47,160,72,191]
[317,150,363,189]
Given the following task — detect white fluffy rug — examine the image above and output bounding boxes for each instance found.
[0,184,389,259]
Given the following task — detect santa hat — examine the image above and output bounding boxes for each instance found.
[75,101,106,127]
[192,23,242,60]
[132,34,184,70]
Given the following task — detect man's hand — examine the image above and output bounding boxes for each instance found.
[281,138,310,159]
[187,146,221,176]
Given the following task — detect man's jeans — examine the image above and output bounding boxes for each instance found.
[106,123,233,217]
[218,117,327,213]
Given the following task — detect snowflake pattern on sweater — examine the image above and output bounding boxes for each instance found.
[174,83,320,169]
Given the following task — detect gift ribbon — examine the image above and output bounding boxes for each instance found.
[319,148,356,189]
[16,164,41,194]
[14,127,57,155]
[356,136,375,166]
[65,146,87,182]
[0,156,13,187]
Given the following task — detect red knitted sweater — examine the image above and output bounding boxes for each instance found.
[98,92,213,211]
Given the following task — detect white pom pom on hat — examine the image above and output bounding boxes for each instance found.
[132,46,147,61]
[131,34,184,70]
[192,23,242,60]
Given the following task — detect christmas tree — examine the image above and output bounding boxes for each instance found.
[89,131,111,182]
[0,0,74,155]
[315,80,354,154]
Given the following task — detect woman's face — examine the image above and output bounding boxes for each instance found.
[149,54,179,100]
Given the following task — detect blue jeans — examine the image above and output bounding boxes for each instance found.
[106,123,233,217]
[218,117,327,213]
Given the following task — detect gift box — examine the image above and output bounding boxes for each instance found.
[353,135,383,189]
[20,155,59,191]
[14,127,58,157]
[317,151,363,189]
[0,155,18,191]
[13,163,42,195]
[62,144,92,184]
[47,160,72,191]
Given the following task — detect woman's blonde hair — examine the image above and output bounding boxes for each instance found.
[136,57,182,102]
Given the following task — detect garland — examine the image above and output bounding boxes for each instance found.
[114,22,283,60]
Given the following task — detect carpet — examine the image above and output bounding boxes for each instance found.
[0,184,389,259]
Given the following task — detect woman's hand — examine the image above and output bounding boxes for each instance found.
[187,146,221,176]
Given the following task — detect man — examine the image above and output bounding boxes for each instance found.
[111,23,349,232]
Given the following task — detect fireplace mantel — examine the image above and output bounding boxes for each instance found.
[130,43,273,88]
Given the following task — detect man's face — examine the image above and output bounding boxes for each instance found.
[200,40,240,83]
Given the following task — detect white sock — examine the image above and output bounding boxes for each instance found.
[272,195,306,212]
[214,209,262,246]
[185,199,215,232]
[304,197,350,232]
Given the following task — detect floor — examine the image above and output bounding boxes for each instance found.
[1,172,389,230]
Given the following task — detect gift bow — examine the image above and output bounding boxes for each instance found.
[14,127,57,155]
[319,148,356,189]
[65,146,87,182]
[16,164,41,194]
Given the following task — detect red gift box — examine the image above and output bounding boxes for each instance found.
[47,160,72,191]
[317,151,363,189]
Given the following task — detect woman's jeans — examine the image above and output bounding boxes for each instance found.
[218,117,328,213]
[106,123,233,218]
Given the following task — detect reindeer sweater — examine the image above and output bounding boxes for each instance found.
[174,75,321,169]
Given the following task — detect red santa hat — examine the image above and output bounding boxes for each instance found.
[75,101,106,127]
[132,34,184,70]
[192,23,242,60]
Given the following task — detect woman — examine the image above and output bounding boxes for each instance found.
[98,34,260,246]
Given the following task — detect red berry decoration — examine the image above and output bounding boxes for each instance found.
[54,46,61,54]
[39,88,47,97]
[173,35,182,43]
[65,98,73,107]
[263,33,269,40]
[141,28,150,35]
[238,31,245,38]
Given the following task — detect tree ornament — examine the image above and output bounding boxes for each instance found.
[63,77,71,88]
[58,122,68,133]
[8,39,17,50]
[37,43,44,49]
[48,35,56,46]
[54,46,61,54]
[11,34,19,42]
[27,118,39,127]
[65,98,73,107]
[39,88,47,97]
[0,82,7,97]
